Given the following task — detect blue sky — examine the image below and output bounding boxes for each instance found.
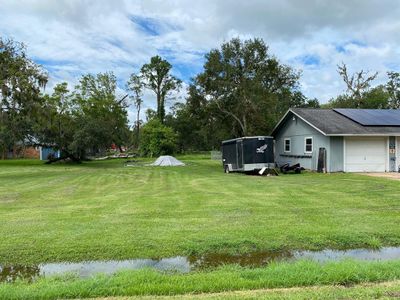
[1,0,400,122]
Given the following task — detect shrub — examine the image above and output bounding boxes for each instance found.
[139,119,177,157]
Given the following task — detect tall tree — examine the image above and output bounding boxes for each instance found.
[36,73,130,162]
[126,74,143,148]
[387,71,400,109]
[140,56,181,123]
[337,62,378,108]
[0,38,47,158]
[194,38,302,137]
[33,82,77,159]
[73,72,129,156]
[165,85,231,151]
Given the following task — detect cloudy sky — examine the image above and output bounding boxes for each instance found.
[1,0,400,121]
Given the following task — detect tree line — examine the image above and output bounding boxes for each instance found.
[1,36,400,160]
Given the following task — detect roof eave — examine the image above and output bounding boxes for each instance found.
[327,133,400,136]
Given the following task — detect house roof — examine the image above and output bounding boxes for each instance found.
[271,108,400,136]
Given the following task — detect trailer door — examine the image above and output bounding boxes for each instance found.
[236,140,243,169]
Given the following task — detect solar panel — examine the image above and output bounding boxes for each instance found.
[333,109,400,126]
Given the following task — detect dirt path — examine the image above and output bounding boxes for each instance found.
[361,172,400,180]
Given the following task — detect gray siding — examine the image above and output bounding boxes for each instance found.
[274,113,331,171]
[330,136,344,172]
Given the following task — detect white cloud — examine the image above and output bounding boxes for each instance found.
[1,0,400,122]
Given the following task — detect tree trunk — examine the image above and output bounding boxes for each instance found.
[156,88,163,123]
[242,115,247,136]
[215,100,246,136]
[159,98,165,124]
[136,106,141,148]
[22,145,26,158]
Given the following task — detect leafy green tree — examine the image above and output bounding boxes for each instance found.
[145,108,157,122]
[301,98,320,108]
[139,119,177,157]
[139,56,181,123]
[324,94,355,108]
[36,73,129,162]
[72,72,129,157]
[34,82,81,161]
[167,38,310,151]
[362,85,390,108]
[0,38,47,158]
[33,82,76,155]
[191,38,303,137]
[326,85,389,109]
[165,85,231,151]
[387,71,400,108]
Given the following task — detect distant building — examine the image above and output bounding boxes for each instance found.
[39,147,61,161]
[5,145,39,159]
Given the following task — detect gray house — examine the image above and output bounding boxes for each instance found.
[271,108,400,172]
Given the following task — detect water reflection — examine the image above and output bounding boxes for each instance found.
[0,265,40,283]
[2,247,400,283]
[188,250,293,268]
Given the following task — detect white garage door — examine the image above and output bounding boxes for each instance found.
[345,137,387,172]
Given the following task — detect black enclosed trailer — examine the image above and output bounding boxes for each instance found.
[221,136,274,173]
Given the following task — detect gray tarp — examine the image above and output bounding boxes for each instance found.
[150,156,185,166]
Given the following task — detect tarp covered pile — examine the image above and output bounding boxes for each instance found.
[150,155,185,166]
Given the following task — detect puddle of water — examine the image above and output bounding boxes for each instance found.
[0,257,190,283]
[1,247,400,283]
[188,250,293,268]
[293,247,400,262]
[41,256,191,278]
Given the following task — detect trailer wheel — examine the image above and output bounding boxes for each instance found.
[224,165,230,174]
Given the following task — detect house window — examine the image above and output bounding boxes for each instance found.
[284,138,291,152]
[305,137,313,153]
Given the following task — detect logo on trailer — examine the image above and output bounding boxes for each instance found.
[256,144,268,153]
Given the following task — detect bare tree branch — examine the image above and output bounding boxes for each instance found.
[337,62,378,107]
[214,98,246,135]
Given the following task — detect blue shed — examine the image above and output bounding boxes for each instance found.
[39,147,61,161]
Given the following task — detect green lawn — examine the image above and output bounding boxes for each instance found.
[0,155,400,264]
[1,156,400,299]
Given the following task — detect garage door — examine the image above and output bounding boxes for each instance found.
[345,137,387,172]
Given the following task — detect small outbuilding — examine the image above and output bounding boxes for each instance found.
[39,147,60,161]
[271,108,400,172]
